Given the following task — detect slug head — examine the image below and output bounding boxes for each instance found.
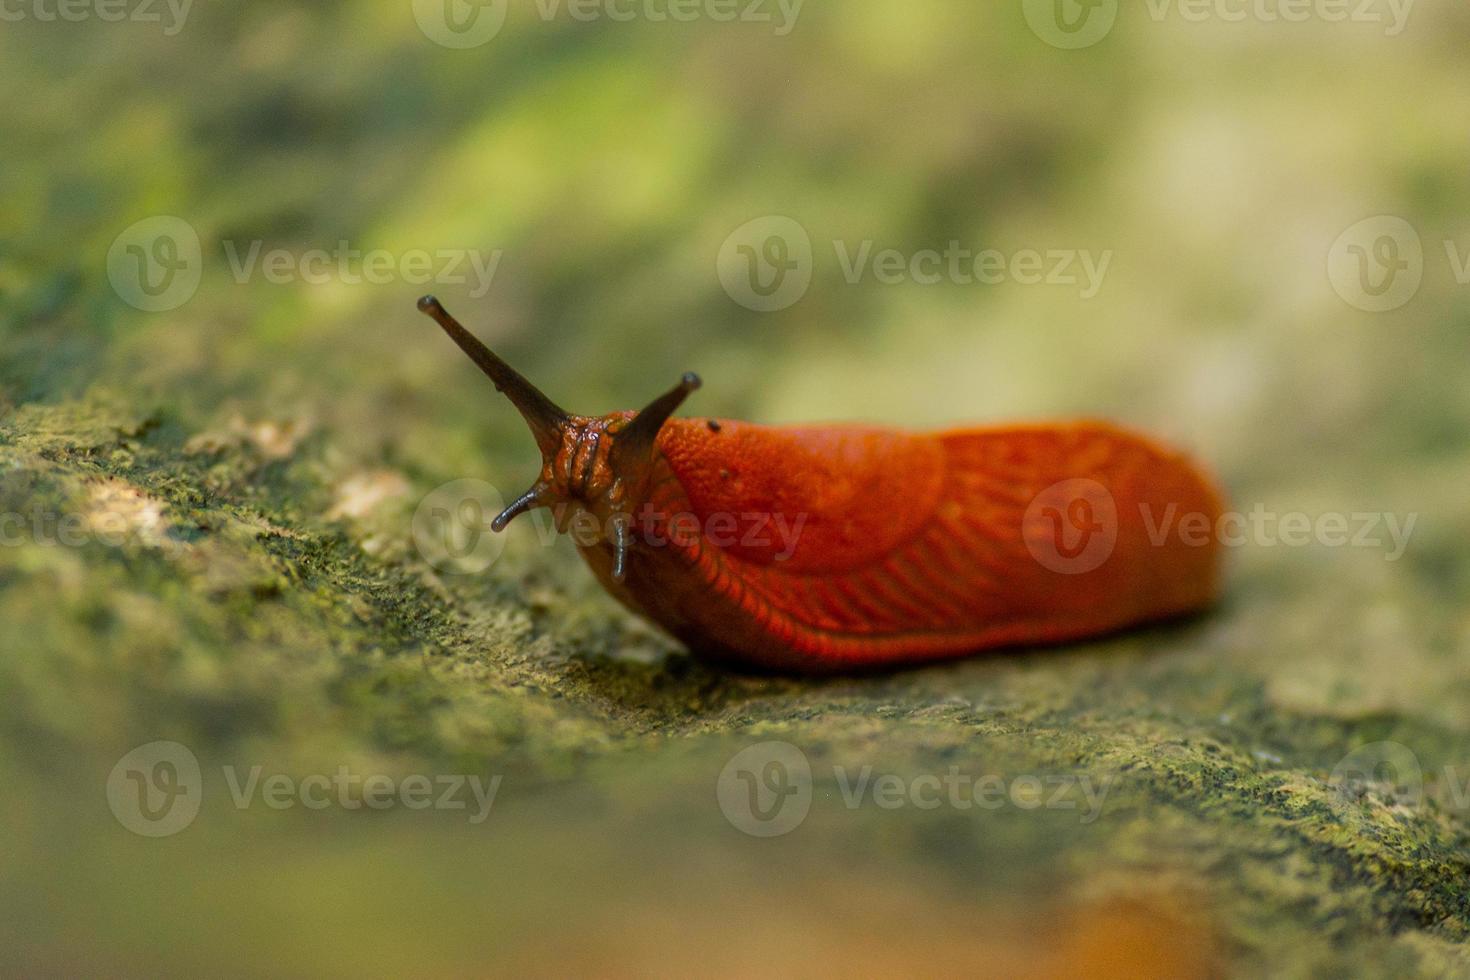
[418,296,699,581]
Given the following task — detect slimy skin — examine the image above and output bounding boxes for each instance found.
[584,420,1223,671]
[419,298,1225,673]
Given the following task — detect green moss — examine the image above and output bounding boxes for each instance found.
[10,394,1460,971]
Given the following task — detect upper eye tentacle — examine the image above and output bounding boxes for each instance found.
[418,296,570,458]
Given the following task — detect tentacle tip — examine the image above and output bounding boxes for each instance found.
[417,295,442,315]
[681,372,702,391]
[492,486,544,532]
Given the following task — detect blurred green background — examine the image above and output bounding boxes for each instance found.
[4,1,1470,976]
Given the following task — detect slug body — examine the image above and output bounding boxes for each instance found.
[420,298,1225,673]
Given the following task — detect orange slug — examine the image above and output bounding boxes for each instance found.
[420,297,1225,673]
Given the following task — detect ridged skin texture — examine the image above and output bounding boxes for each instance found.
[577,419,1225,673]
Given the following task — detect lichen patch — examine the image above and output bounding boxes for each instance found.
[84,478,173,549]
[326,470,411,521]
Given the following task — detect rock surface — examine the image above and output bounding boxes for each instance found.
[2,393,1468,977]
